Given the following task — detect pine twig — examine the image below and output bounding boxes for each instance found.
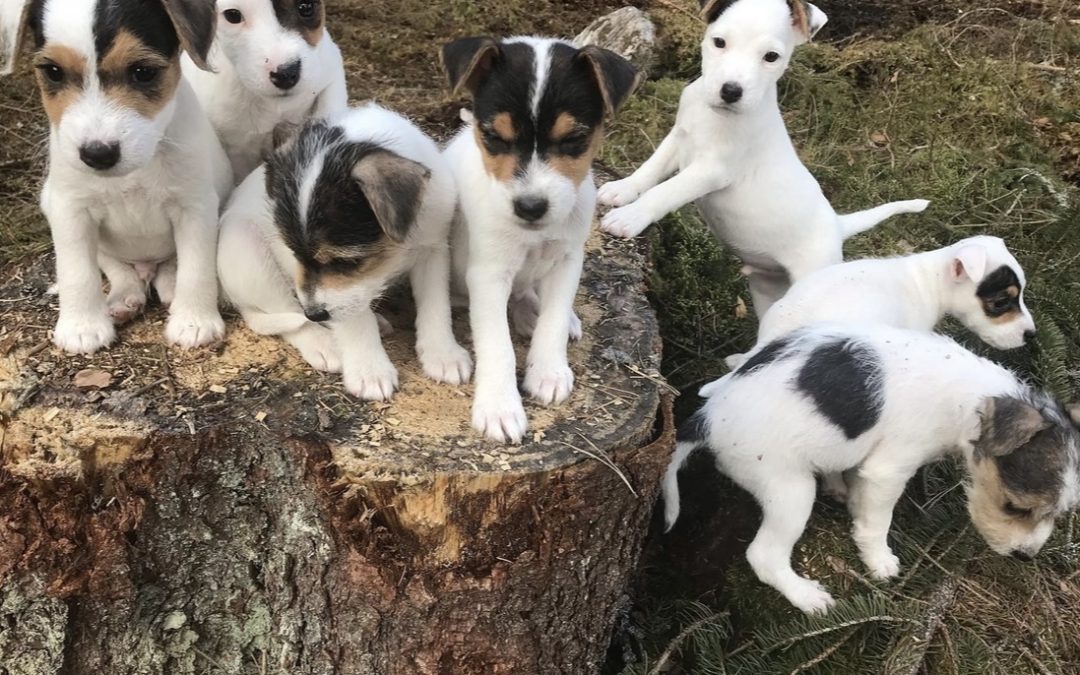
[646,611,728,675]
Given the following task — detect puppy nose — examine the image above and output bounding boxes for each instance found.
[720,82,743,104]
[1010,550,1034,562]
[270,60,302,90]
[513,196,549,223]
[79,142,121,170]
[304,307,330,323]
[1024,329,1037,343]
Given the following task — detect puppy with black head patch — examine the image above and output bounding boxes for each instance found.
[182,0,348,181]
[2,0,233,354]
[217,104,471,400]
[440,36,640,443]
[597,0,929,317]
[666,323,1080,614]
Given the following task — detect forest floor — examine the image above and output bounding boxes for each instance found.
[2,0,1079,673]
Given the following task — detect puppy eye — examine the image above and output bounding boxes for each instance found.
[1004,501,1033,518]
[713,37,726,49]
[764,51,781,63]
[482,131,512,154]
[130,65,160,85]
[297,1,317,18]
[223,9,243,24]
[557,135,589,156]
[37,63,65,83]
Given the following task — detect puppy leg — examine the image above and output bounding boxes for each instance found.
[598,131,680,207]
[820,472,849,503]
[98,253,147,325]
[847,457,918,580]
[745,272,791,319]
[153,258,178,307]
[745,473,835,614]
[166,201,225,348]
[411,244,472,385]
[523,250,585,406]
[511,287,582,341]
[337,308,398,401]
[602,163,729,238]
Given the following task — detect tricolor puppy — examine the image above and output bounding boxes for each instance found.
[441,36,640,443]
[666,324,1080,614]
[597,0,929,317]
[2,0,233,354]
[182,0,348,180]
[217,104,471,400]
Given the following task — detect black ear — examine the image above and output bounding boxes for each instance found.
[272,121,301,152]
[976,397,1053,459]
[160,0,217,71]
[577,45,641,118]
[699,0,736,25]
[351,151,432,244]
[1,0,35,76]
[441,36,500,96]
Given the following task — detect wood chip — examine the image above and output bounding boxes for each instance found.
[74,368,112,389]
[255,411,268,422]
[43,407,60,422]
[209,385,227,394]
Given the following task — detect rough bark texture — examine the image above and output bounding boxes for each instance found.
[0,234,671,675]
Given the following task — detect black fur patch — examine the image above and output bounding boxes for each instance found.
[270,0,324,35]
[25,0,47,49]
[734,335,794,377]
[93,0,180,62]
[976,265,1022,318]
[796,339,884,440]
[676,411,710,445]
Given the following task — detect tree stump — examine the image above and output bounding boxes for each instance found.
[0,232,672,675]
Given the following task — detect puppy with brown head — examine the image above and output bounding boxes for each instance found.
[441,36,640,443]
[217,105,471,400]
[1,0,233,354]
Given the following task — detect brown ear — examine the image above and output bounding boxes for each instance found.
[577,45,641,118]
[789,1,828,41]
[352,151,432,244]
[441,36,500,97]
[1067,403,1080,428]
[976,397,1053,459]
[1,0,34,76]
[699,0,736,25]
[160,0,217,71]
[272,121,301,152]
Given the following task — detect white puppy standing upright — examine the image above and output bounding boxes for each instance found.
[182,0,348,180]
[2,0,233,355]
[598,0,928,316]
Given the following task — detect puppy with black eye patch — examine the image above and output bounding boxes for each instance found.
[182,0,348,181]
[218,104,471,400]
[665,323,1080,614]
[1,0,233,355]
[440,36,641,444]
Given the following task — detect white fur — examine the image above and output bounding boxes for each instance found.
[598,0,928,316]
[183,0,348,180]
[218,104,471,400]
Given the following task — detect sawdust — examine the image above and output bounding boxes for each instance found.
[3,406,149,478]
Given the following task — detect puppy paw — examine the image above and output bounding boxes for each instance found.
[472,389,528,444]
[419,341,473,385]
[524,362,575,406]
[821,472,849,504]
[724,352,747,370]
[290,326,342,373]
[597,178,642,207]
[343,358,399,401]
[166,308,225,348]
[53,312,116,355]
[510,300,539,339]
[569,311,583,342]
[601,204,653,239]
[107,291,147,325]
[863,550,902,580]
[788,579,836,615]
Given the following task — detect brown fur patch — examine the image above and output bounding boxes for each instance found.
[34,46,87,126]
[786,0,812,37]
[310,244,407,291]
[475,125,519,183]
[550,113,580,140]
[968,458,1057,552]
[491,113,515,142]
[548,127,604,186]
[99,31,181,120]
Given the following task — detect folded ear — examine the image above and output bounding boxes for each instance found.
[352,151,432,244]
[952,244,988,284]
[788,0,828,44]
[0,0,33,76]
[271,121,301,153]
[577,45,641,118]
[699,0,735,25]
[160,0,217,71]
[976,397,1052,459]
[1067,403,1080,428]
[806,2,829,38]
[441,36,500,97]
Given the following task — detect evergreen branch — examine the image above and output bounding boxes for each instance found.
[646,610,730,675]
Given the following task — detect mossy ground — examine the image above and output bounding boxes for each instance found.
[1,1,1079,673]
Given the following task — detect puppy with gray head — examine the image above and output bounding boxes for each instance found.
[217,104,471,400]
[2,0,233,354]
[598,0,929,317]
[441,36,640,443]
[182,0,348,180]
[667,323,1080,614]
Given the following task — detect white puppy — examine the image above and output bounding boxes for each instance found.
[598,0,928,316]
[183,0,348,180]
[218,104,472,400]
[667,323,1080,613]
[2,0,232,354]
[440,36,640,443]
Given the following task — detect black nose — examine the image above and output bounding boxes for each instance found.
[720,82,743,104]
[513,196,549,223]
[270,61,302,90]
[79,142,121,170]
[305,307,330,323]
[1024,329,1037,343]
[1011,550,1034,562]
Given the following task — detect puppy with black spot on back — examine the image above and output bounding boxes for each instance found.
[666,322,1080,614]
[1,0,233,355]
[597,0,929,317]
[217,104,472,400]
[182,0,348,181]
[440,36,641,444]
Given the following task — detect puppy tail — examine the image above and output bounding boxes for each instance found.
[244,312,312,336]
[663,441,702,532]
[838,199,930,239]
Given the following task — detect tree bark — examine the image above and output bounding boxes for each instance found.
[0,235,672,675]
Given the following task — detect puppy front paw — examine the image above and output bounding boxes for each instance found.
[289,325,342,373]
[53,312,116,355]
[597,178,642,207]
[472,389,528,444]
[419,341,473,386]
[107,291,147,325]
[788,579,836,615]
[343,357,399,401]
[601,204,653,239]
[524,362,575,406]
[166,308,225,348]
[862,550,901,580]
[569,311,583,342]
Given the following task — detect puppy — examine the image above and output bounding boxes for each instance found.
[182,0,348,180]
[440,36,640,443]
[217,104,472,400]
[666,323,1080,614]
[597,0,928,317]
[2,0,233,354]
